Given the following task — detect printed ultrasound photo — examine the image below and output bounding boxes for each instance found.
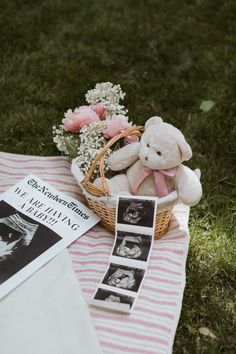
[112,231,152,262]
[117,198,156,228]
[102,263,145,292]
[94,288,134,308]
[0,201,62,284]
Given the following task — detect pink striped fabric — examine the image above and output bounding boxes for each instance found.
[0,151,190,354]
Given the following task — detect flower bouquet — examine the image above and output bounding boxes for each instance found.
[53,82,177,238]
[53,82,139,181]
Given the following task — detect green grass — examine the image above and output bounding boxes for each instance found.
[0,0,236,352]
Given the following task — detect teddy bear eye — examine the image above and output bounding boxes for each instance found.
[157,151,162,156]
[147,143,150,148]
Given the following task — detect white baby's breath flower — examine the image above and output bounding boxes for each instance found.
[64,109,74,120]
[53,125,68,154]
[52,125,79,157]
[75,121,111,178]
[85,82,128,117]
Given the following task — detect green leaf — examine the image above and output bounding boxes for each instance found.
[64,137,78,159]
[187,324,197,335]
[200,100,215,112]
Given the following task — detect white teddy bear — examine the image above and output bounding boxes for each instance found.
[95,116,202,206]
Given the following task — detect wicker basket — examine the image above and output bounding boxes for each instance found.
[74,126,177,239]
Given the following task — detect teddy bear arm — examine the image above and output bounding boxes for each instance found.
[108,142,140,171]
[175,165,202,206]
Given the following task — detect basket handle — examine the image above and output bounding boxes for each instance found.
[81,125,144,196]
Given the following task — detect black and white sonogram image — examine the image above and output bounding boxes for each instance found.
[117,198,156,228]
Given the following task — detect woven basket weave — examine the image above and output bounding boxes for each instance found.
[79,126,175,239]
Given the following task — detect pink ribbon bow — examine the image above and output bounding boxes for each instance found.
[132,167,176,197]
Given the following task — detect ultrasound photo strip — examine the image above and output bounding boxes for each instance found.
[90,196,158,314]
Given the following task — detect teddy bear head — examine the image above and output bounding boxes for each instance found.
[139,116,192,170]
[108,116,193,173]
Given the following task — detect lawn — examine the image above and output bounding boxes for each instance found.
[0,0,236,352]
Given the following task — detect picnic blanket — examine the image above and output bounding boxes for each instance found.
[0,151,190,354]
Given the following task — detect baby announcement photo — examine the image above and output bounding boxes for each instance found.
[0,174,99,299]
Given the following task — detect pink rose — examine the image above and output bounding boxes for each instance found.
[103,115,131,139]
[124,135,139,144]
[62,106,100,132]
[92,103,105,119]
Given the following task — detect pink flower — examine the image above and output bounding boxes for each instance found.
[62,106,100,132]
[124,135,139,144]
[103,115,131,139]
[92,103,105,119]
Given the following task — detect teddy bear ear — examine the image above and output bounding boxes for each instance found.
[178,139,192,161]
[145,116,163,130]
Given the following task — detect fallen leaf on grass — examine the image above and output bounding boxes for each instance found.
[199,327,217,339]
[199,100,215,112]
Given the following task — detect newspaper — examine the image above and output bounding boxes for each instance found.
[0,174,100,299]
[90,195,157,313]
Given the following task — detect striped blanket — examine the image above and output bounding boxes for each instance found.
[0,151,190,354]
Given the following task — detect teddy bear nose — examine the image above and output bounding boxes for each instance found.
[145,156,148,161]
